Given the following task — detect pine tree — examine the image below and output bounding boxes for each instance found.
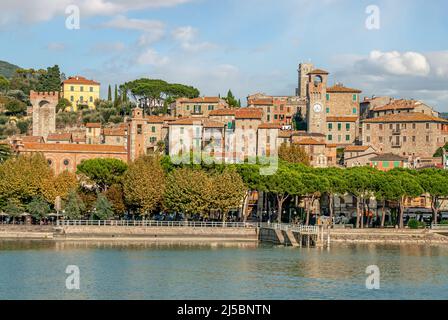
[93,193,114,220]
[107,85,112,101]
[64,190,86,220]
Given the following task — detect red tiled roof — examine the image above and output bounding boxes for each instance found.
[235,108,263,119]
[86,123,102,128]
[103,127,126,136]
[209,109,237,116]
[22,136,44,143]
[248,99,274,106]
[363,113,448,123]
[146,115,176,123]
[203,120,225,128]
[344,145,371,152]
[22,142,126,153]
[296,138,326,145]
[372,99,420,112]
[47,133,72,141]
[63,76,100,86]
[258,123,282,129]
[326,116,358,123]
[327,84,362,93]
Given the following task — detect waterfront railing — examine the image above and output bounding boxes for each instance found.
[56,220,319,234]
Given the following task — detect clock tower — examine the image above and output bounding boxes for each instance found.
[306,69,329,134]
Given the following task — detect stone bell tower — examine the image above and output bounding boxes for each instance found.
[306,69,329,134]
[30,91,58,140]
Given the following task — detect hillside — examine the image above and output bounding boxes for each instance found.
[0,60,20,79]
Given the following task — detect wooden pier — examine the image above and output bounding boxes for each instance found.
[258,223,329,248]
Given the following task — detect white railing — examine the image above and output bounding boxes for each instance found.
[56,220,260,228]
[56,220,320,234]
[431,224,448,230]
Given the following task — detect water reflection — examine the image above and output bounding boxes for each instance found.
[0,241,448,300]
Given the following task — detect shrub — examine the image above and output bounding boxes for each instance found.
[408,219,420,229]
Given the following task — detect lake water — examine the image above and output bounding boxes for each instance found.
[0,240,447,300]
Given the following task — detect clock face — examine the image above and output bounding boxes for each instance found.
[313,103,323,113]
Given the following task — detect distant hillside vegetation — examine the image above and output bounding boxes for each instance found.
[0,60,20,79]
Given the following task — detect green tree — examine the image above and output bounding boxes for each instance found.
[416,169,448,225]
[318,168,347,224]
[302,173,330,225]
[56,98,72,113]
[0,143,12,163]
[105,184,126,216]
[164,168,213,217]
[27,196,50,220]
[5,98,26,115]
[77,158,128,191]
[36,65,61,92]
[278,143,310,165]
[107,85,112,101]
[3,199,23,223]
[93,193,114,220]
[123,156,165,217]
[210,167,246,222]
[0,75,9,93]
[225,90,239,108]
[64,190,86,220]
[372,172,401,227]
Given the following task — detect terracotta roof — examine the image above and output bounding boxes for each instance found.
[326,144,338,148]
[291,131,326,138]
[22,142,126,154]
[363,113,448,123]
[372,99,420,112]
[86,123,102,128]
[103,127,126,136]
[344,145,371,152]
[278,131,294,138]
[63,76,100,86]
[308,69,329,75]
[235,109,263,119]
[326,116,358,122]
[178,97,222,104]
[73,135,86,143]
[258,123,282,129]
[47,133,72,141]
[169,118,208,126]
[370,153,408,162]
[248,99,274,106]
[203,120,225,128]
[296,138,326,145]
[327,84,362,93]
[145,116,176,123]
[22,136,44,143]
[209,109,237,116]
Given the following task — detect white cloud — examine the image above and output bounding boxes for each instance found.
[102,15,165,46]
[0,0,191,26]
[137,49,169,66]
[172,26,217,52]
[426,51,448,78]
[357,50,431,77]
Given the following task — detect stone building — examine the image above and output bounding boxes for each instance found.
[85,123,102,144]
[369,99,439,118]
[343,145,378,167]
[172,97,229,118]
[362,113,448,159]
[17,142,127,175]
[369,153,409,171]
[102,126,127,147]
[47,133,73,144]
[30,91,57,140]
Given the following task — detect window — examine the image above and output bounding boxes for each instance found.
[70,86,74,91]
[267,106,271,113]
[150,137,156,143]
[186,105,190,111]
[208,105,214,111]
[326,107,330,114]
[352,108,357,114]
[403,136,407,143]
[390,124,393,130]
[63,159,70,166]
[346,123,350,131]
[379,136,383,143]
[328,123,333,130]
[393,161,400,168]
[89,96,93,102]
[180,127,184,134]
[346,135,350,141]
[402,123,407,129]
[274,115,278,120]
[151,126,156,133]
[88,128,92,133]
[267,115,270,121]
[426,123,430,129]
[413,123,416,129]
[366,136,371,143]
[337,123,342,131]
[80,86,84,92]
[90,87,93,92]
[328,135,333,141]
[383,161,390,168]
[47,159,52,166]
[80,96,84,102]
[353,94,357,102]
[412,136,416,142]
[426,136,430,142]
[137,125,142,134]
[379,124,383,130]
[326,93,330,101]
[70,96,74,102]
[366,124,370,130]
[194,105,202,114]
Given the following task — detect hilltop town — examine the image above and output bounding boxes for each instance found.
[1,62,447,173]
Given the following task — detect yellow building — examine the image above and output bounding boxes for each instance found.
[61,76,100,111]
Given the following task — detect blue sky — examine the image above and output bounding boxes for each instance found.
[1,0,447,109]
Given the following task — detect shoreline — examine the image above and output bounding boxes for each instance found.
[0,225,448,246]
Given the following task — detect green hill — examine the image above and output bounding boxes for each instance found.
[0,60,20,79]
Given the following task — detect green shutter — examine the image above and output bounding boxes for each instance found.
[338,123,342,131]
[346,123,350,130]
[326,94,330,101]
[383,161,390,168]
[328,135,332,141]
[326,107,330,114]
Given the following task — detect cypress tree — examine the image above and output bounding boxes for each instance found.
[107,85,112,101]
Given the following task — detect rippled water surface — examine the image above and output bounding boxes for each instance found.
[0,241,447,300]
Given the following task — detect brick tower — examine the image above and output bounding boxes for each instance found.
[30,91,58,140]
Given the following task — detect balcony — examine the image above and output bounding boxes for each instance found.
[392,128,401,135]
